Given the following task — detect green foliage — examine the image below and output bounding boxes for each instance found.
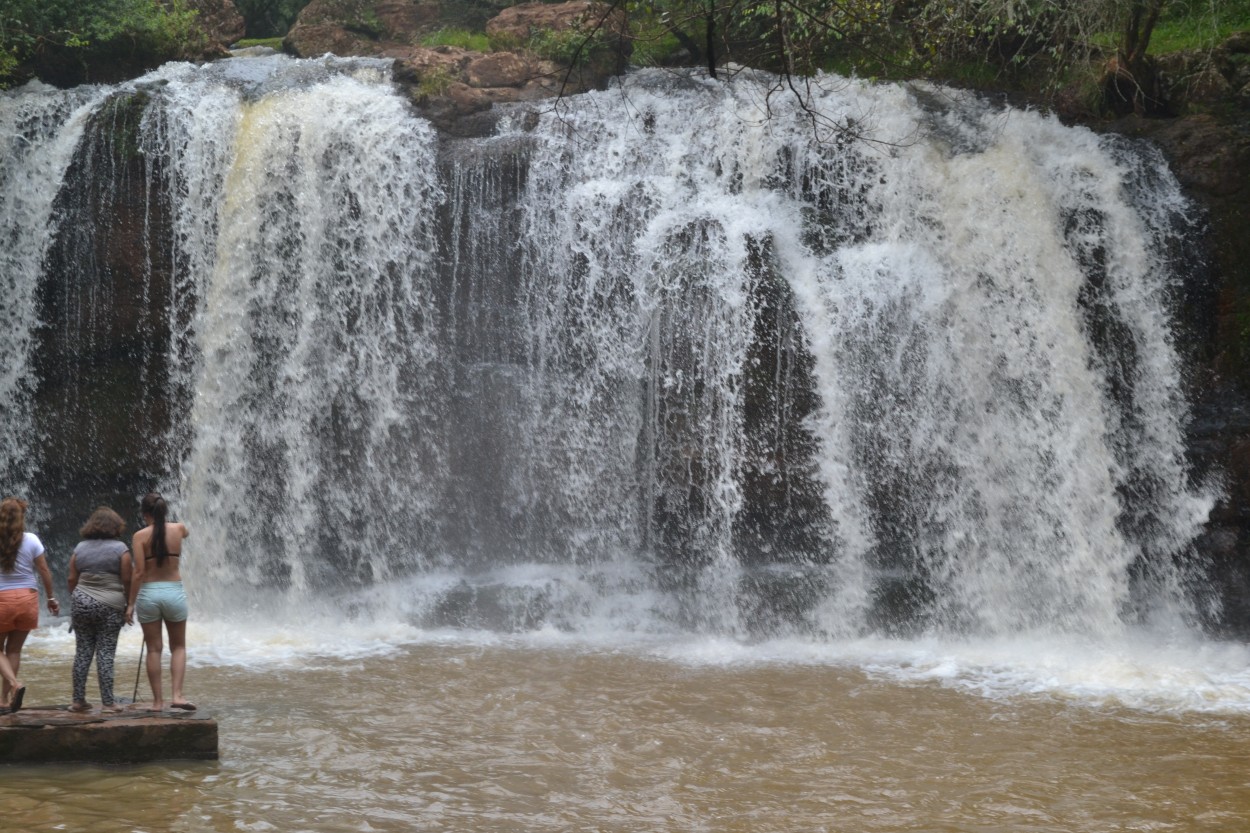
[233,37,285,50]
[7,0,195,44]
[1147,0,1250,52]
[623,0,915,76]
[620,0,1250,90]
[906,0,1112,81]
[0,46,18,79]
[737,0,898,74]
[617,0,1250,95]
[0,0,202,87]
[627,28,682,67]
[414,64,456,98]
[421,28,494,52]
[345,8,384,39]
[527,27,594,65]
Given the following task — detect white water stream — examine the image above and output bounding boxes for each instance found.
[0,57,1230,715]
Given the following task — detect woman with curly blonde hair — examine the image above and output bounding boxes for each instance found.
[0,497,59,712]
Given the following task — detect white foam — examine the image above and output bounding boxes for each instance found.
[29,615,1249,714]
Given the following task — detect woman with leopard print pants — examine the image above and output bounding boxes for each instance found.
[67,507,132,712]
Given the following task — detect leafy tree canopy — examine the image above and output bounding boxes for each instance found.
[628,0,1242,78]
[1,0,199,86]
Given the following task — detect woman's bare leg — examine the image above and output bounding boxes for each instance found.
[0,632,19,704]
[1,631,28,706]
[141,620,165,710]
[166,620,192,707]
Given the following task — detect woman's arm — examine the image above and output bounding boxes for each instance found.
[67,553,79,595]
[34,553,60,616]
[120,550,133,611]
[126,531,146,626]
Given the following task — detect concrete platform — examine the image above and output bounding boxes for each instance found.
[0,704,218,765]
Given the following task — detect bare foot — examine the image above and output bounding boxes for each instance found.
[170,700,197,710]
[148,702,164,712]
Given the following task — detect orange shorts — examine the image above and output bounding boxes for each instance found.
[0,588,38,632]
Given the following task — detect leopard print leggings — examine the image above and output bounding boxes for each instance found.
[71,589,126,706]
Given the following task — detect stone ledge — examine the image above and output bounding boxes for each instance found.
[0,706,218,765]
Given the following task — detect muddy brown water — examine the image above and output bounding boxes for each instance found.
[2,626,1249,832]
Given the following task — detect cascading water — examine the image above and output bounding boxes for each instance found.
[0,83,109,498]
[0,57,1217,644]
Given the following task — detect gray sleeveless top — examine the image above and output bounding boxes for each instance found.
[73,539,128,610]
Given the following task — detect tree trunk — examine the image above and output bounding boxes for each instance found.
[1105,0,1168,116]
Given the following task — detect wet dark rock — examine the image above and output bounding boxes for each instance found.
[1152,31,1250,114]
[31,89,181,552]
[1098,106,1250,636]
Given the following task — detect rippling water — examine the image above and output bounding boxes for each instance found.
[4,620,1250,832]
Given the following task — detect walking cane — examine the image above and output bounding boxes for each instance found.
[132,641,145,703]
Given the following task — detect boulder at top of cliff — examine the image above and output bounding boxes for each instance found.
[285,0,443,57]
[386,44,476,74]
[193,0,247,53]
[485,1,628,43]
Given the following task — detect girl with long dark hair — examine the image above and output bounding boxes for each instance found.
[126,492,194,711]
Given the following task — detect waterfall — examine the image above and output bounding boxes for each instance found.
[0,58,1216,640]
[0,83,108,495]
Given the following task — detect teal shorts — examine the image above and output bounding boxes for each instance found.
[135,581,188,624]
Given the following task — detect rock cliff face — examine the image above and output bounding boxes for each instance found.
[1157,31,1250,111]
[1105,112,1250,636]
[1064,29,1250,634]
[32,90,181,546]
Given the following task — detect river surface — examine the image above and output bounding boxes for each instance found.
[4,620,1250,832]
